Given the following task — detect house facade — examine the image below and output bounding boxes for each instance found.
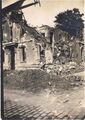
[2,11,46,70]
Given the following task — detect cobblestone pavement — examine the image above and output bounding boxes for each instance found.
[4,86,85,120]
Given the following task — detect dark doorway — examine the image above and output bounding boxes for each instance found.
[11,47,15,70]
[9,47,15,70]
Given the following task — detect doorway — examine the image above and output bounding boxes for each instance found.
[11,47,15,70]
[8,47,15,70]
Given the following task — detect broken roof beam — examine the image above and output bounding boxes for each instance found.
[19,1,39,10]
[2,0,39,16]
[2,0,25,15]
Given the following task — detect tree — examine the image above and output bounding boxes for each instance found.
[54,8,84,39]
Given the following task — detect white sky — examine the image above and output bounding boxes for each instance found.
[2,0,84,27]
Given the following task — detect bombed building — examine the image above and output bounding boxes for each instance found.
[37,25,84,64]
[37,25,54,64]
[2,1,84,70]
[53,26,84,64]
[2,0,46,70]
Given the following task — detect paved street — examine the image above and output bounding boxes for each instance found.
[4,84,85,120]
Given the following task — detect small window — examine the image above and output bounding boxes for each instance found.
[20,46,26,62]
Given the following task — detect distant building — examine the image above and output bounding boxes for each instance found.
[37,25,54,64]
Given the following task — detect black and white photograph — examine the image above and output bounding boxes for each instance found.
[1,0,85,119]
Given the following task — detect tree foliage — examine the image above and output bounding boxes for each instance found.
[54,8,84,38]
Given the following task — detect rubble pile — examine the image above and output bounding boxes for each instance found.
[4,66,84,93]
[45,62,84,76]
[53,41,71,64]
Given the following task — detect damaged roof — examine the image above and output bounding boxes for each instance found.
[2,0,40,16]
[2,0,25,15]
[25,25,46,45]
[2,1,46,45]
[2,10,46,45]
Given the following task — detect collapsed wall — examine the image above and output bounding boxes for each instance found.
[53,27,84,64]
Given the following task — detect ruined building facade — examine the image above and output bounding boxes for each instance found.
[2,4,84,70]
[38,25,84,64]
[2,11,46,70]
[37,25,54,64]
[53,27,84,64]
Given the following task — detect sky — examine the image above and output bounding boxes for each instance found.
[2,0,84,27]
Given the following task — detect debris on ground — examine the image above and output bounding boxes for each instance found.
[4,62,84,93]
[45,62,84,76]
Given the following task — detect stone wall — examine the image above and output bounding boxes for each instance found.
[3,38,42,70]
[15,41,41,69]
